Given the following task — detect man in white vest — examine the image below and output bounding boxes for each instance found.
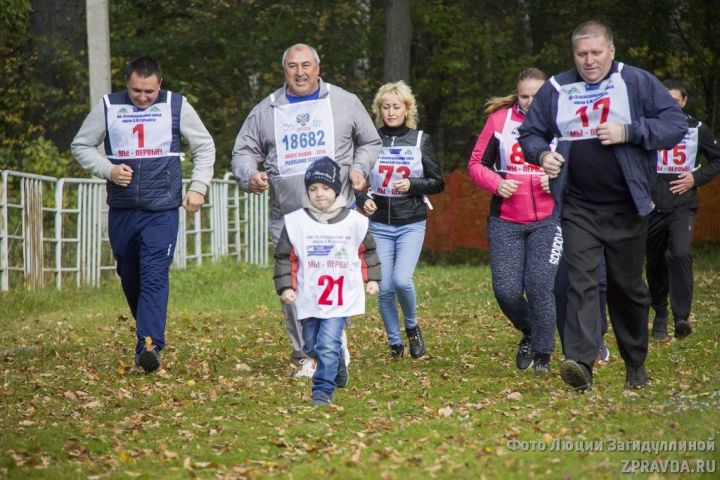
[231,44,382,377]
[71,57,215,372]
[647,79,720,340]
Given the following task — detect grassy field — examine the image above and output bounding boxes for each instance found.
[1,245,719,479]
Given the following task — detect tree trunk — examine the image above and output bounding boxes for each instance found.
[86,0,112,107]
[383,0,412,83]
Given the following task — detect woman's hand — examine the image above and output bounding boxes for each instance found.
[393,178,411,193]
[497,179,520,198]
[540,174,551,194]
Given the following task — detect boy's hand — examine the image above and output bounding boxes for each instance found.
[363,198,377,215]
[366,281,379,295]
[280,289,296,305]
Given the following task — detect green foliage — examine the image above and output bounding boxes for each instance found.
[2,1,719,177]
[0,4,88,174]
[108,0,379,173]
[15,137,81,178]
[411,0,544,171]
[0,0,31,45]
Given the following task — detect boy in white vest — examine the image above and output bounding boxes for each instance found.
[274,157,381,406]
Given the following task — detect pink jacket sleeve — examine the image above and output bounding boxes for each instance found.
[468,109,505,195]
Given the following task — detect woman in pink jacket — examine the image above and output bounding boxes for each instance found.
[468,68,560,375]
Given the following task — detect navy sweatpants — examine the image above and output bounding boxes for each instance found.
[108,208,178,356]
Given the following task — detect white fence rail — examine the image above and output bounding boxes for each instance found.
[0,170,269,291]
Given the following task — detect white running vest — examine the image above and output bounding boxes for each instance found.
[551,63,632,141]
[370,131,424,196]
[656,125,699,174]
[284,209,369,319]
[104,93,180,160]
[495,109,543,174]
[273,89,336,178]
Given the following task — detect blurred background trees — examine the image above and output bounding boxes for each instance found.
[1,0,718,175]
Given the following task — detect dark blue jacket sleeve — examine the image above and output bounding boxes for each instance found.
[625,66,687,150]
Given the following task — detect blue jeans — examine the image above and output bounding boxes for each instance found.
[369,220,426,346]
[301,316,346,401]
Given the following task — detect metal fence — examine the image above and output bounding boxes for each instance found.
[0,170,269,291]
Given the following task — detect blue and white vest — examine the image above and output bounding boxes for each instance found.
[103,90,183,210]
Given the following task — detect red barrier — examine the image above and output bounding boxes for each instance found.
[425,171,720,252]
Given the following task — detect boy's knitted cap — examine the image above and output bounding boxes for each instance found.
[304,157,341,195]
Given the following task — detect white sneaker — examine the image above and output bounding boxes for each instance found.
[341,329,350,366]
[294,358,316,379]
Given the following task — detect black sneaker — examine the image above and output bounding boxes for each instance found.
[651,314,668,339]
[674,319,692,339]
[533,354,551,376]
[335,351,348,388]
[515,335,534,370]
[389,344,404,359]
[625,365,649,389]
[406,325,426,359]
[137,337,160,373]
[560,359,592,391]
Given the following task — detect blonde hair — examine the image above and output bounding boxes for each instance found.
[484,67,547,115]
[372,81,419,129]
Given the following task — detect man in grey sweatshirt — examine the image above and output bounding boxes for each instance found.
[231,44,381,377]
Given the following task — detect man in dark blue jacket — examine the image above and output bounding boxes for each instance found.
[72,58,215,372]
[648,80,720,340]
[518,21,686,391]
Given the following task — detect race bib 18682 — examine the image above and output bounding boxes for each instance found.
[274,97,335,177]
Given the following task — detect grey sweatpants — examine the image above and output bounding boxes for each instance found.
[487,216,561,355]
[271,217,309,364]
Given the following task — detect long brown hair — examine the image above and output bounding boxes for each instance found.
[484,68,547,115]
